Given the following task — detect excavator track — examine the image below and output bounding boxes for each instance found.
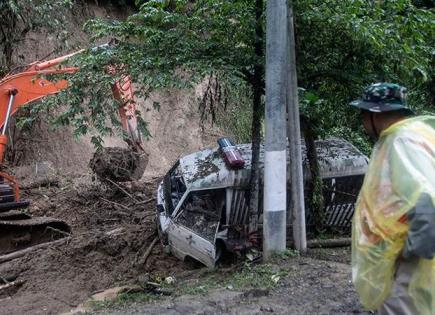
[0,214,71,255]
[0,183,71,256]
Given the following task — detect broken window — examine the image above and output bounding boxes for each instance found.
[175,189,225,242]
[163,161,186,216]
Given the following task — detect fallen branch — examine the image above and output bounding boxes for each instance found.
[136,197,156,205]
[307,238,351,248]
[21,179,60,190]
[143,212,157,217]
[0,279,25,292]
[46,226,71,237]
[286,237,351,249]
[0,297,11,302]
[143,176,161,184]
[142,281,173,296]
[99,197,131,211]
[0,275,17,284]
[106,179,140,203]
[138,236,158,266]
[105,227,125,236]
[0,238,70,264]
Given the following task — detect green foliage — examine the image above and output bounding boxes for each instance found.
[31,0,433,149]
[294,0,434,150]
[215,78,254,143]
[299,89,373,155]
[0,0,73,73]
[85,0,261,86]
[296,0,434,98]
[90,292,156,311]
[38,0,265,144]
[228,263,288,289]
[176,279,213,295]
[88,262,290,311]
[40,45,154,146]
[0,0,73,29]
[174,262,288,296]
[270,248,300,260]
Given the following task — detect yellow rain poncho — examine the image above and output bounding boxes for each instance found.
[352,115,435,315]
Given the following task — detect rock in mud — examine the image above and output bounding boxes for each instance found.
[89,147,148,182]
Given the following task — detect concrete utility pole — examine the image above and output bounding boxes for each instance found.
[286,2,307,253]
[263,0,288,259]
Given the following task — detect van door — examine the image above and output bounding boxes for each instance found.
[167,189,225,268]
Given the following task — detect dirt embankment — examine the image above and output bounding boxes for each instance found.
[7,1,222,179]
[6,2,131,172]
[0,176,188,315]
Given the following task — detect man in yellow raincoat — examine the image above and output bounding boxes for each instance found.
[350,83,435,315]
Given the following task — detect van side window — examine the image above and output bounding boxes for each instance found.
[163,162,187,216]
[175,189,225,241]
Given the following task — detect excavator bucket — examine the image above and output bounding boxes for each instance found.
[89,147,148,182]
[0,182,71,256]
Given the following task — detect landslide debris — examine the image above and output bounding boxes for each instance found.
[0,175,185,315]
[89,147,148,182]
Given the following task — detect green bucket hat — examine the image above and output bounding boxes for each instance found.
[350,83,413,113]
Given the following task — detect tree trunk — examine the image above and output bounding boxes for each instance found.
[0,4,16,75]
[300,114,324,234]
[248,0,264,236]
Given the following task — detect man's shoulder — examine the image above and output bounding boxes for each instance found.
[388,116,435,139]
[380,129,431,157]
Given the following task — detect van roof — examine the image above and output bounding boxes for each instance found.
[179,138,369,190]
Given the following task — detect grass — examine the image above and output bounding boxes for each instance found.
[174,251,297,296]
[90,292,157,311]
[91,249,298,311]
[226,263,289,290]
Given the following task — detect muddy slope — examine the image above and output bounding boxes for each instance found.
[7,2,222,178]
[6,2,133,173]
[0,176,187,315]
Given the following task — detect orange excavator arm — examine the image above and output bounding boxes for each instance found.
[0,47,143,165]
[0,47,146,254]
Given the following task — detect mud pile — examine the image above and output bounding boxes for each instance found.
[0,176,185,315]
[89,147,148,182]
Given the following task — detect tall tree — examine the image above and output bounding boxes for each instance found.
[28,0,434,232]
[38,0,433,148]
[40,0,269,231]
[294,0,434,150]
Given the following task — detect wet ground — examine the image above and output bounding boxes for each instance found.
[0,175,371,315]
[0,176,186,315]
[90,253,372,315]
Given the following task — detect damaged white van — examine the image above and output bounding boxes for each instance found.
[156,138,368,267]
